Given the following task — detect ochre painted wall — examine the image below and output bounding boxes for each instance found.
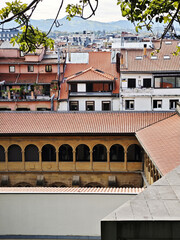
[0,135,143,187]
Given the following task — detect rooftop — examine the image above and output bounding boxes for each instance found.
[0,111,174,135]
[0,187,143,194]
[103,165,180,221]
[136,114,180,175]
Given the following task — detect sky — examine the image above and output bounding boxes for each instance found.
[0,0,124,22]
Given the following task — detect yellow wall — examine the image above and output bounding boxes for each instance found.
[0,135,143,187]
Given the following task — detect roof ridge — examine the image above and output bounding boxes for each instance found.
[136,112,176,133]
[66,66,115,81]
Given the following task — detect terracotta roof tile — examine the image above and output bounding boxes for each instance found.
[121,40,180,72]
[38,73,58,83]
[67,67,115,82]
[0,187,144,194]
[0,73,19,84]
[17,74,38,84]
[0,112,174,135]
[136,114,180,175]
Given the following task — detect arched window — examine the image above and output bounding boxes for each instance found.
[110,144,124,162]
[59,144,73,162]
[8,145,22,162]
[25,144,39,162]
[76,144,90,162]
[42,144,56,162]
[127,144,142,162]
[0,145,5,162]
[93,144,107,162]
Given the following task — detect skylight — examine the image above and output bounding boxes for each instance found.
[151,55,158,60]
[165,41,172,45]
[163,55,170,60]
[135,56,143,60]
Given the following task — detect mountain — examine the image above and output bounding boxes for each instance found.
[30,17,135,33]
[3,16,179,34]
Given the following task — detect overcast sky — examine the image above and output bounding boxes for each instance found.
[0,0,124,22]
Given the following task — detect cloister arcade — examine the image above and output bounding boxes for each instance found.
[0,143,142,164]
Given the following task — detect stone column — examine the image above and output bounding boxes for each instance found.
[90,150,93,171]
[5,150,8,171]
[73,150,76,171]
[56,150,59,170]
[22,150,25,171]
[124,149,127,171]
[107,150,110,171]
[39,151,42,171]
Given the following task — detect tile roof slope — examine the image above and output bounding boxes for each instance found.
[121,40,180,72]
[66,67,115,82]
[0,73,19,83]
[103,165,180,221]
[17,73,38,83]
[62,52,119,99]
[0,187,144,194]
[136,114,180,175]
[0,112,174,135]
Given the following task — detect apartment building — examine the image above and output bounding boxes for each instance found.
[119,40,180,111]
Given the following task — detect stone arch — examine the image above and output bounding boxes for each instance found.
[76,144,90,162]
[93,144,107,162]
[8,144,22,162]
[0,145,5,162]
[85,182,105,188]
[49,182,68,187]
[59,144,73,162]
[25,144,39,162]
[42,144,56,162]
[14,182,33,187]
[110,144,124,162]
[127,144,142,162]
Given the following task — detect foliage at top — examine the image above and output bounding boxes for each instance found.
[0,0,179,53]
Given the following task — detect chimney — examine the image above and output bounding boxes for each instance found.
[68,42,71,62]
[143,44,147,56]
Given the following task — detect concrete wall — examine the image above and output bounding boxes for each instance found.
[0,193,135,237]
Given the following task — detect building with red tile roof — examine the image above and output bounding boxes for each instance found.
[0,110,176,188]
[0,41,65,111]
[119,40,180,112]
[58,51,120,112]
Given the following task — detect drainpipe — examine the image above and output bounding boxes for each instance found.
[51,94,55,111]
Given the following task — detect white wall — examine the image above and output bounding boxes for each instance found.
[77,83,86,92]
[68,97,119,111]
[58,101,68,111]
[0,193,135,237]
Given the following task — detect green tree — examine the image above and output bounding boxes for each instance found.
[0,0,179,53]
[118,0,180,53]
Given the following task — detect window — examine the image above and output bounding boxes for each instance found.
[9,66,15,72]
[42,144,56,162]
[154,76,179,88]
[86,83,93,92]
[151,55,157,60]
[93,144,107,162]
[102,101,111,111]
[164,55,170,60]
[70,84,77,92]
[69,101,79,111]
[128,79,136,88]
[45,65,52,72]
[143,78,151,88]
[125,100,134,110]
[28,65,34,72]
[86,101,94,111]
[169,100,179,110]
[153,100,162,109]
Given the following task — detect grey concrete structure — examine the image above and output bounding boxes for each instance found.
[0,189,137,238]
[101,165,180,240]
